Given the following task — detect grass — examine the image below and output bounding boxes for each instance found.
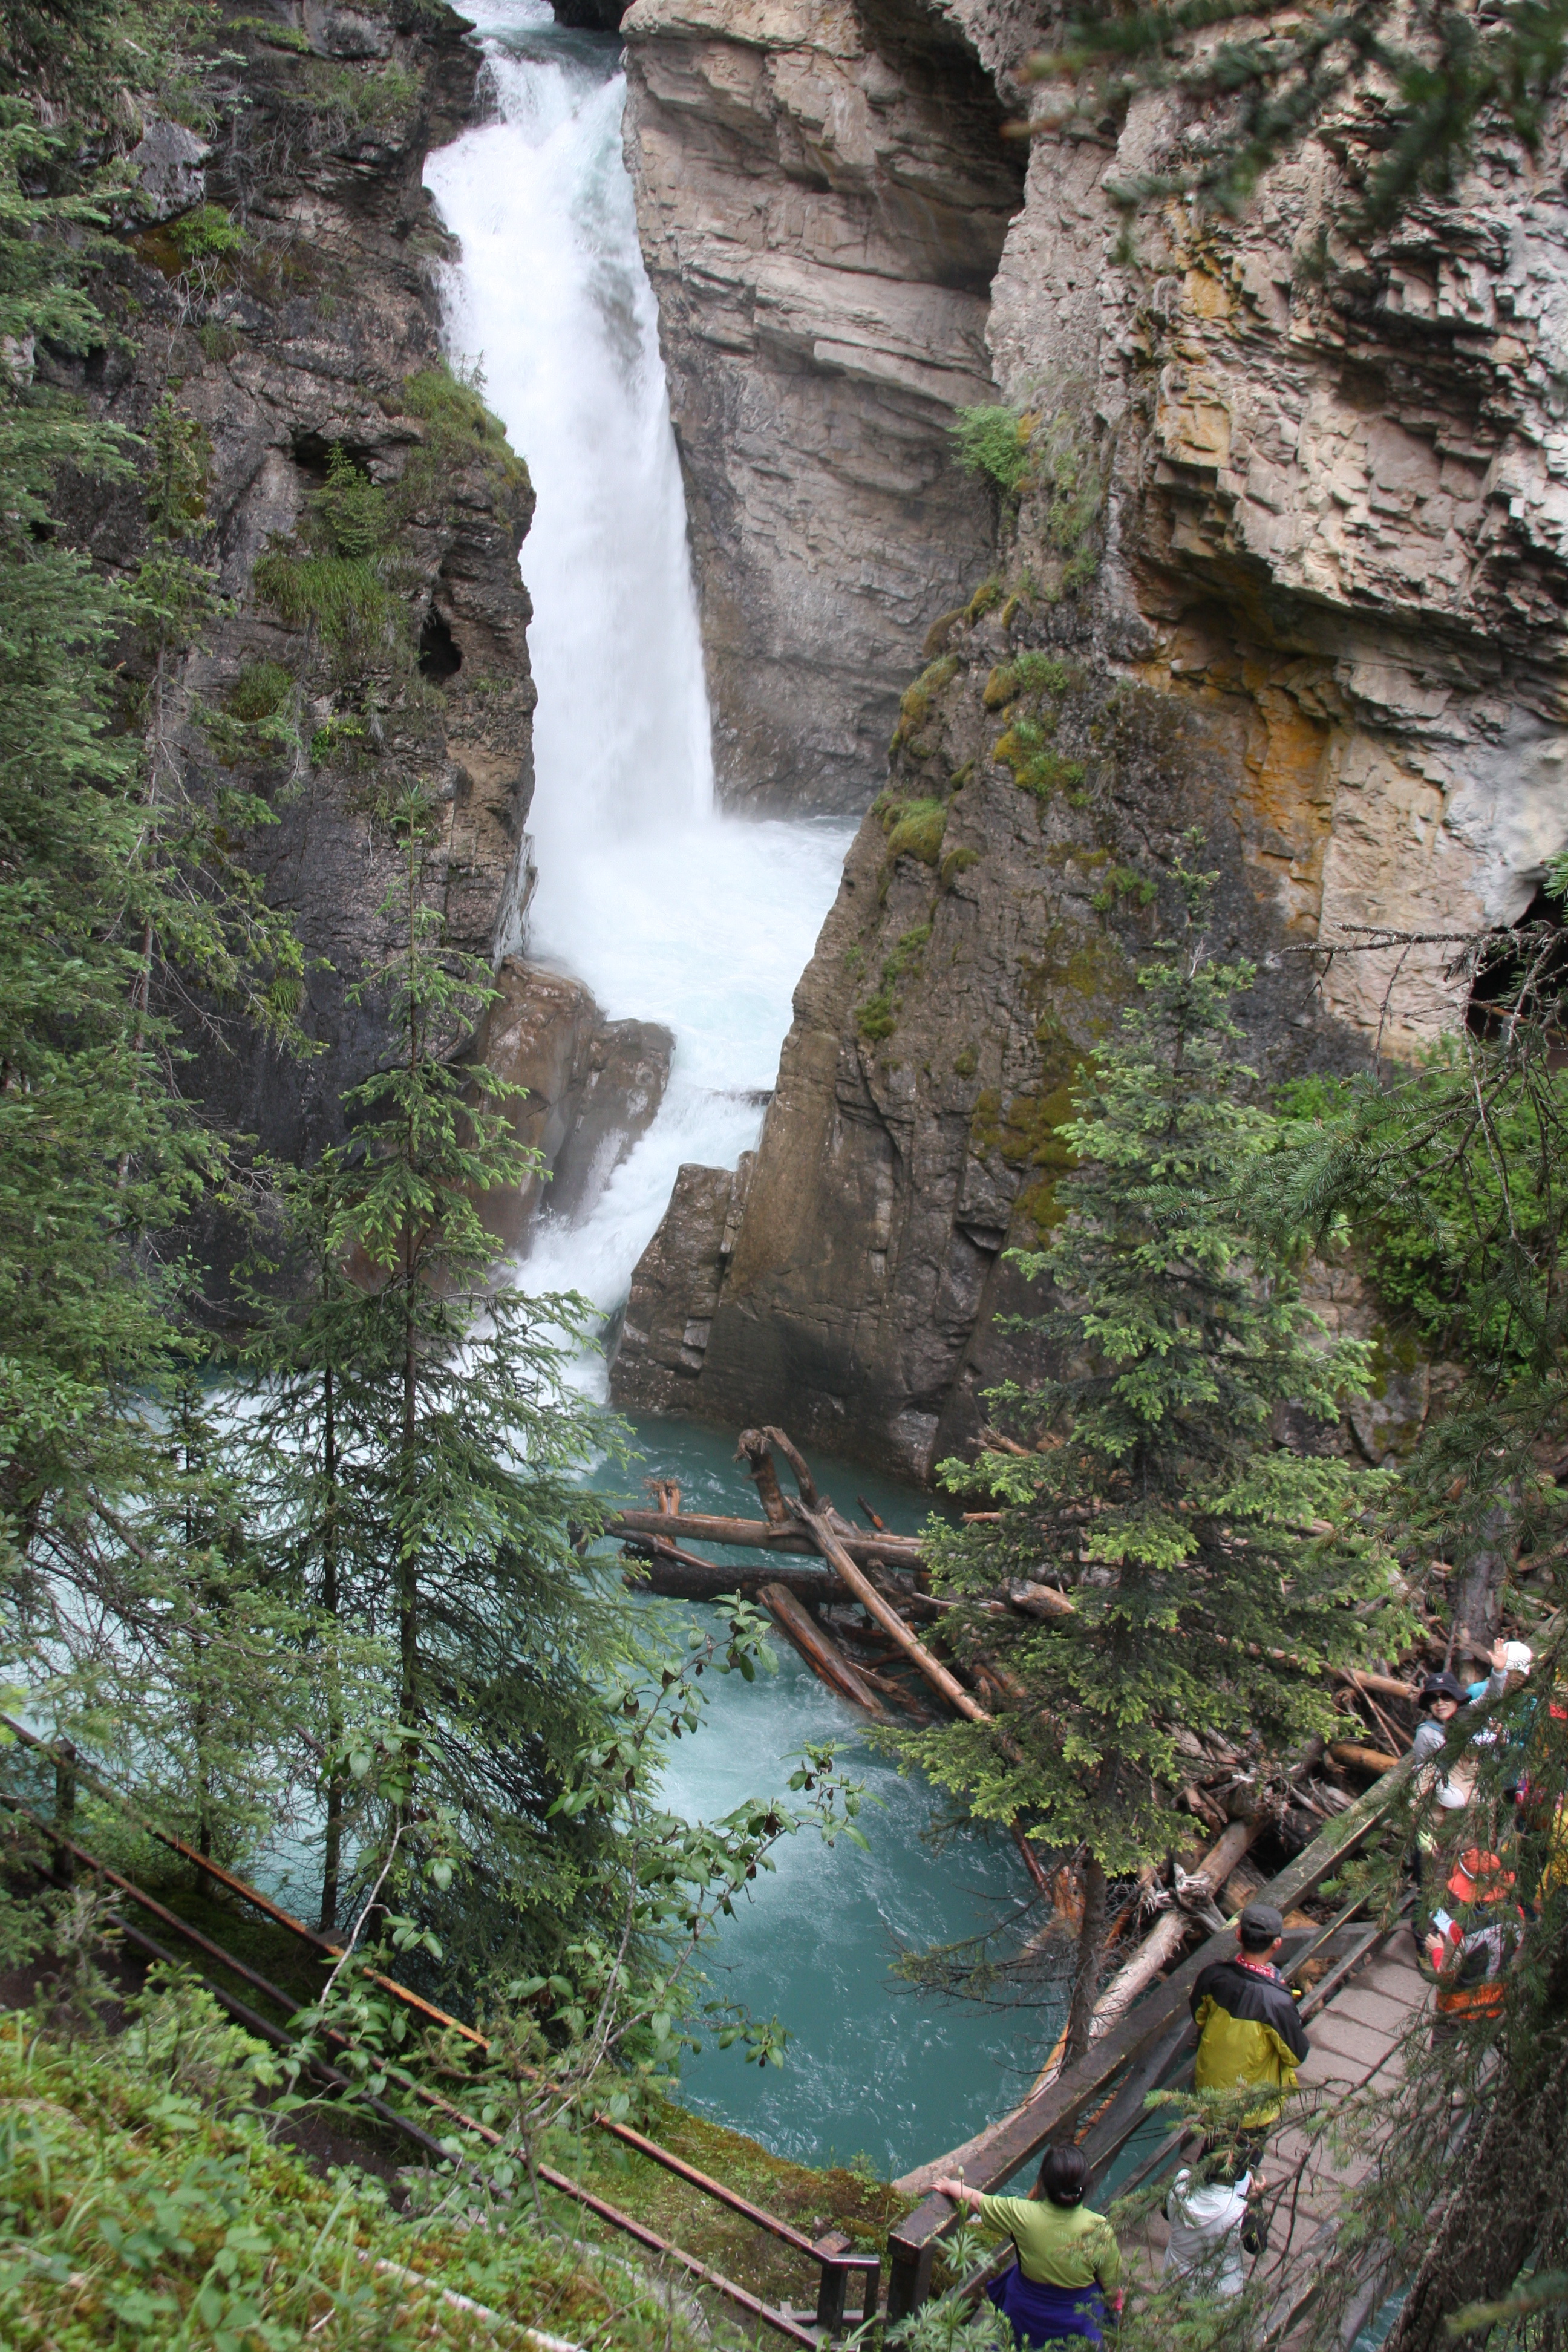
[0,1978,696,2352]
[399,367,529,502]
[856,924,933,1044]
[0,1850,912,2340]
[253,550,397,648]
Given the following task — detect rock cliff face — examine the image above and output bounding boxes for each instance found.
[613,0,1568,1475]
[56,0,538,1172]
[621,0,1026,809]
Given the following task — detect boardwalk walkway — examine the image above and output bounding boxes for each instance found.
[887,1767,1428,2340]
[1129,1922,1430,2346]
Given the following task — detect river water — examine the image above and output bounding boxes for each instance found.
[424,2,1054,2180]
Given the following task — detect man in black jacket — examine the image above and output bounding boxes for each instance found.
[1190,1901,1310,2165]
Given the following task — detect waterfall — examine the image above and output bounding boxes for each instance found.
[426,2,854,1363]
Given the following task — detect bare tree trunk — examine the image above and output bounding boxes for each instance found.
[319,1364,345,1933]
[1063,1857,1108,2068]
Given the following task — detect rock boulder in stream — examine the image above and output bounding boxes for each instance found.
[471,961,674,1255]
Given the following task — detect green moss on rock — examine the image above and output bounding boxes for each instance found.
[890,655,961,754]
[886,798,947,863]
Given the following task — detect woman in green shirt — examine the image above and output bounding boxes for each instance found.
[935,2146,1123,2346]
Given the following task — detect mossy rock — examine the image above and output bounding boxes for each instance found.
[886,798,947,864]
[923,607,968,659]
[890,655,961,754]
[940,845,980,889]
[965,576,1004,626]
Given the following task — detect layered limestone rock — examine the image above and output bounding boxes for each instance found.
[53,1,537,1172]
[614,0,1568,1474]
[621,0,1027,809]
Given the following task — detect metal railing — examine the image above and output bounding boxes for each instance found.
[0,1717,878,2344]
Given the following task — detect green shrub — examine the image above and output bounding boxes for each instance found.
[1011,650,1076,697]
[995,716,1085,801]
[314,443,390,561]
[950,404,1033,495]
[886,798,947,864]
[171,204,244,262]
[1090,863,1158,912]
[227,661,292,723]
[856,988,897,1041]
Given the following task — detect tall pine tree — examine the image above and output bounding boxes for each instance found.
[901,850,1394,2061]
[236,793,631,1978]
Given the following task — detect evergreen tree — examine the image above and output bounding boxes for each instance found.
[236,793,630,1978]
[900,850,1393,2062]
[0,100,301,1705]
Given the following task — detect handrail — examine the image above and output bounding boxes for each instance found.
[884,1761,1413,2318]
[1,1716,878,2330]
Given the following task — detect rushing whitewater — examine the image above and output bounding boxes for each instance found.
[426,4,854,1351]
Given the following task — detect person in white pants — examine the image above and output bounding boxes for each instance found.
[1161,2159,1259,2301]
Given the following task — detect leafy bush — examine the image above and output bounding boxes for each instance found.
[227,661,292,724]
[171,204,244,263]
[950,405,1033,495]
[0,1977,694,2351]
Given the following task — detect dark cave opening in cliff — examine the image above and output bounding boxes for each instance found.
[1466,881,1568,1046]
[418,607,462,681]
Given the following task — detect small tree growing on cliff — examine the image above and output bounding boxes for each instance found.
[898,846,1396,2063]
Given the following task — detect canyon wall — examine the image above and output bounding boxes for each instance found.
[621,0,1027,809]
[55,0,537,1171]
[613,0,1568,1475]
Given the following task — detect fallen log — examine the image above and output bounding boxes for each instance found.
[1008,1579,1076,1621]
[737,1429,792,1526]
[621,1549,853,1606]
[1025,1817,1263,2099]
[795,1502,991,1726]
[607,1508,924,1567]
[1328,1740,1400,1777]
[756,1582,891,1720]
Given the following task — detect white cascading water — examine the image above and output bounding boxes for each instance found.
[426,2,854,1357]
